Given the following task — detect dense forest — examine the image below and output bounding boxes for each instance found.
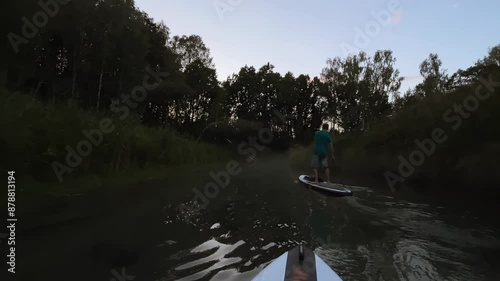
[1,0,499,189]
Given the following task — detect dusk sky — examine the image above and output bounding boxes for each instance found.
[135,0,500,91]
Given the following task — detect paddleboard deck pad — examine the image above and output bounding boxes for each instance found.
[299,175,353,196]
[251,245,343,281]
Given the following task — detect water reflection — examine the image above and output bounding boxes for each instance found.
[173,239,245,281]
[161,174,499,281]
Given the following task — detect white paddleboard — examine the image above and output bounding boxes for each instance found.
[251,245,343,281]
[298,175,353,196]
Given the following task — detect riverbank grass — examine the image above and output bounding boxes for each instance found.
[0,90,231,200]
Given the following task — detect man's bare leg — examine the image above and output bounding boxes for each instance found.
[325,167,331,183]
[313,169,319,183]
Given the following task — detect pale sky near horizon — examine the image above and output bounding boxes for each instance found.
[135,0,500,92]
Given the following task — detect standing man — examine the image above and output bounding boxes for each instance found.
[311,123,335,183]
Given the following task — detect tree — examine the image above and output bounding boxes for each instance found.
[169,35,214,71]
[415,53,449,97]
[223,65,259,121]
[321,50,401,132]
[183,59,220,124]
[449,45,500,89]
[480,45,500,67]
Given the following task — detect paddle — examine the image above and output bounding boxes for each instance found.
[332,155,348,190]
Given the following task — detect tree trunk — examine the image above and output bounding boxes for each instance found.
[97,26,110,111]
[186,100,192,124]
[96,57,105,110]
[71,31,84,99]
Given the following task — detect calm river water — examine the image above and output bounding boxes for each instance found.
[17,155,500,281]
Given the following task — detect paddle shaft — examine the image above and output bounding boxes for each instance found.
[332,155,347,188]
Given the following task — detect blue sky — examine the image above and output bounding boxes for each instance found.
[135,0,500,91]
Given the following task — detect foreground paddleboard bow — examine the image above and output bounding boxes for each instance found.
[251,245,343,281]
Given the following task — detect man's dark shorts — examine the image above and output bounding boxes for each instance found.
[311,154,328,169]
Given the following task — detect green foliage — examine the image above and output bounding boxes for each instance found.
[415,53,449,97]
[321,50,402,131]
[3,0,500,190]
[0,90,229,183]
[289,62,500,188]
[169,35,214,70]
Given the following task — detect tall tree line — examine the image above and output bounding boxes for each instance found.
[3,0,499,148]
